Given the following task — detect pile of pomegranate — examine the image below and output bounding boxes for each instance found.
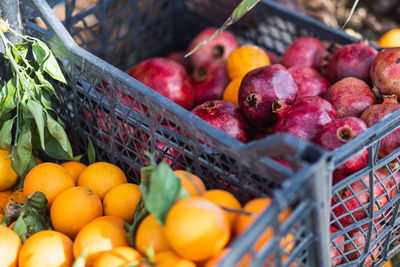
[124,28,400,265]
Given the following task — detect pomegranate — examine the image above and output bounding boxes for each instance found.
[273,96,339,142]
[128,58,195,110]
[191,60,229,105]
[238,64,298,128]
[331,168,395,228]
[266,50,281,65]
[324,77,376,118]
[315,117,368,184]
[344,225,380,265]
[361,95,400,158]
[281,37,328,70]
[370,47,400,99]
[288,66,330,97]
[325,43,378,83]
[166,50,192,72]
[191,100,250,142]
[330,225,345,266]
[187,27,239,68]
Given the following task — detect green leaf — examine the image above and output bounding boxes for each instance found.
[36,72,58,99]
[87,137,96,164]
[26,100,45,150]
[46,111,73,157]
[11,120,32,176]
[0,119,14,150]
[42,128,81,161]
[32,40,67,84]
[139,161,182,225]
[186,0,260,57]
[10,42,29,65]
[72,250,88,267]
[0,78,17,119]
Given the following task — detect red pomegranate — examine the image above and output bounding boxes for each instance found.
[187,27,239,68]
[315,117,368,184]
[191,60,229,105]
[281,37,328,70]
[325,43,378,83]
[128,58,195,110]
[370,47,400,99]
[324,77,376,118]
[361,95,400,158]
[238,64,298,128]
[273,96,339,142]
[266,50,281,65]
[288,66,330,97]
[191,100,250,143]
[166,50,192,72]
[330,225,345,266]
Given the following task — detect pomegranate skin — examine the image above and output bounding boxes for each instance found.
[273,96,339,142]
[238,64,298,128]
[281,37,328,70]
[266,50,281,65]
[326,43,378,83]
[331,168,394,228]
[128,58,195,110]
[361,95,400,158]
[191,100,250,142]
[187,27,239,68]
[288,66,330,97]
[166,50,192,72]
[371,47,400,99]
[324,77,376,118]
[315,117,368,184]
[192,60,229,105]
[330,225,345,266]
[344,225,380,265]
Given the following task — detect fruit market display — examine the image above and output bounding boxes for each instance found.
[0,155,294,267]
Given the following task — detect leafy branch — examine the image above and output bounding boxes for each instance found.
[0,19,79,178]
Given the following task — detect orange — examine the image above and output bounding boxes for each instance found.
[23,162,75,208]
[0,189,12,213]
[91,215,125,229]
[50,186,103,239]
[222,77,242,106]
[93,246,142,267]
[173,170,206,196]
[0,224,21,267]
[61,161,87,184]
[103,183,141,223]
[0,150,18,191]
[135,214,170,255]
[165,196,230,262]
[0,213,4,222]
[204,248,251,267]
[203,189,242,227]
[155,250,196,267]
[379,29,400,47]
[78,162,127,199]
[73,218,129,266]
[8,221,16,229]
[7,188,26,206]
[226,45,270,80]
[18,230,74,267]
[382,261,393,267]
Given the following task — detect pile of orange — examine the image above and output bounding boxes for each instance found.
[0,149,293,266]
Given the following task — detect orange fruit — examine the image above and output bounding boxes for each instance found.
[227,45,270,80]
[23,162,75,208]
[91,215,125,229]
[103,183,141,223]
[222,77,242,106]
[135,214,170,255]
[0,213,4,222]
[204,248,251,267]
[61,161,87,184]
[50,186,103,239]
[0,224,21,267]
[18,230,74,267]
[382,261,393,267]
[73,218,129,266]
[173,170,206,196]
[379,29,400,47]
[7,188,26,206]
[203,189,241,227]
[155,250,196,267]
[9,221,16,229]
[0,150,18,191]
[93,246,142,267]
[0,189,12,213]
[78,162,127,199]
[165,196,230,262]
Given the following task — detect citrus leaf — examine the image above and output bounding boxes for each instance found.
[10,42,29,65]
[26,100,45,150]
[32,40,67,84]
[46,111,73,157]
[36,72,58,99]
[41,128,81,161]
[139,161,182,225]
[11,120,32,176]
[0,118,14,150]
[87,137,96,164]
[0,78,17,119]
